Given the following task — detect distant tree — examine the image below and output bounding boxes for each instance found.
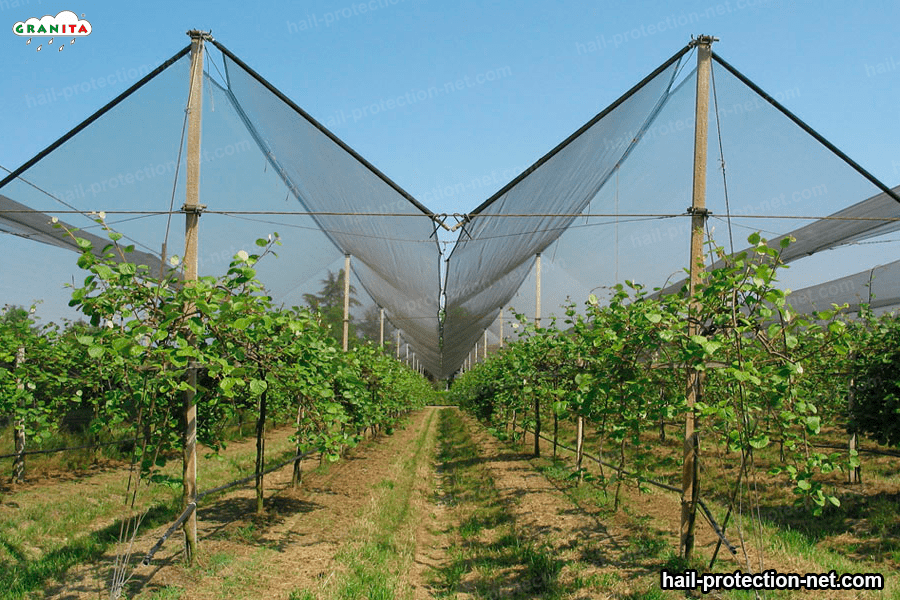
[356,304,397,352]
[303,269,361,344]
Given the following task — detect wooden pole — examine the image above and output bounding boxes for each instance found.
[292,406,305,489]
[535,253,542,328]
[181,29,208,565]
[681,34,715,561]
[396,331,401,359]
[576,415,585,485]
[255,385,268,514]
[12,346,25,484]
[848,369,861,484]
[342,254,351,352]
[483,330,488,360]
[499,308,504,348]
[379,307,385,348]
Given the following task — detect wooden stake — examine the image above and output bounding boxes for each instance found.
[292,406,304,489]
[535,253,542,328]
[12,346,25,484]
[379,307,384,348]
[499,308,504,348]
[255,385,267,514]
[553,412,558,458]
[681,34,715,561]
[576,415,585,484]
[848,372,860,484]
[342,254,351,352]
[483,329,488,360]
[181,29,208,564]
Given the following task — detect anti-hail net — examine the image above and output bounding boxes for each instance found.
[2,39,897,380]
[0,41,441,373]
[442,46,900,378]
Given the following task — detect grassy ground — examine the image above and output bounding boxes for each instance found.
[510,411,900,566]
[290,408,437,600]
[431,408,612,599]
[504,420,899,599]
[0,425,299,599]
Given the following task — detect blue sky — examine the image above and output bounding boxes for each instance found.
[1,0,898,323]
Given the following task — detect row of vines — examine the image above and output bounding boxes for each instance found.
[449,234,899,565]
[1,218,434,584]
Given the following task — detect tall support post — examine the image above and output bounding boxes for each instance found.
[342,254,351,352]
[181,29,208,565]
[483,330,488,360]
[499,308,504,348]
[681,34,715,561]
[405,343,409,362]
[475,342,479,364]
[535,253,542,328]
[379,308,385,348]
[396,331,401,359]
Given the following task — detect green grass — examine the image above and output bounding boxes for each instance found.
[432,409,568,599]
[146,585,184,599]
[0,426,300,599]
[292,410,436,600]
[502,423,900,599]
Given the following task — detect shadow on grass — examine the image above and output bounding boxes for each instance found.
[1,500,177,600]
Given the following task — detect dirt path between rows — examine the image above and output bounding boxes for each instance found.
[461,414,688,597]
[41,409,445,599]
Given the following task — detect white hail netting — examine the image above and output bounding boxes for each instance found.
[0,43,440,372]
[1,40,897,379]
[444,50,899,378]
[441,53,688,377]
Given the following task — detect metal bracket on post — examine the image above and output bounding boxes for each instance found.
[186,29,214,42]
[685,207,711,217]
[688,34,719,49]
[181,203,207,214]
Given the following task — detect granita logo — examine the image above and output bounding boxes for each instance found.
[12,11,91,52]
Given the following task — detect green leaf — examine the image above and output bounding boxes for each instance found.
[88,345,104,359]
[249,378,268,396]
[76,335,94,346]
[749,434,770,449]
[75,237,92,250]
[646,313,662,324]
[804,416,821,434]
[747,232,761,245]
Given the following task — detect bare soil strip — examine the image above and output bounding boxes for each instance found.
[33,410,441,599]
